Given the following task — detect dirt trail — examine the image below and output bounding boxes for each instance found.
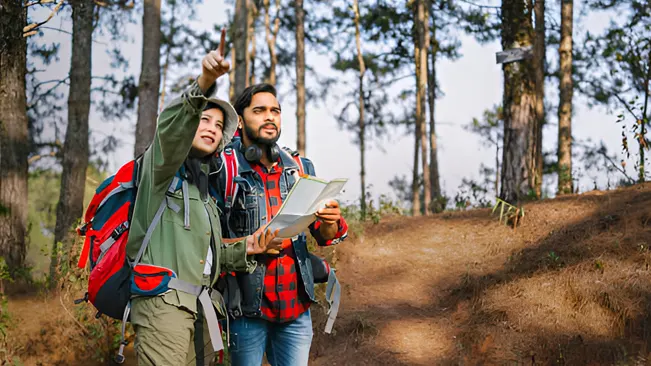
[311,184,651,365]
[8,184,651,365]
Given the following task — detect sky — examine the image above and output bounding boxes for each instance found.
[28,1,631,209]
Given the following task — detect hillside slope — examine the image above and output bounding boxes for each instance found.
[311,183,651,365]
[7,183,651,365]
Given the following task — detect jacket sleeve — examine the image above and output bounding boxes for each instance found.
[302,157,349,246]
[219,239,257,273]
[147,79,216,188]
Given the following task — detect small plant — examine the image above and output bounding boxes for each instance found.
[491,198,525,229]
[547,251,563,268]
[594,259,605,273]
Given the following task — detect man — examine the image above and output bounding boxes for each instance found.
[126,33,282,366]
[212,83,349,365]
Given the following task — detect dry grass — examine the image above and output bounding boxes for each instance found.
[311,183,651,365]
[10,183,651,365]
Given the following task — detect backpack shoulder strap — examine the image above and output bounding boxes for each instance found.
[281,147,306,176]
[220,147,239,208]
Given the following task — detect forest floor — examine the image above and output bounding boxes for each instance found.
[7,183,651,365]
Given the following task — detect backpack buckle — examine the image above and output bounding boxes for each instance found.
[77,222,89,237]
[111,221,130,240]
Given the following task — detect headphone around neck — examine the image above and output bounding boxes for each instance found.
[241,143,281,164]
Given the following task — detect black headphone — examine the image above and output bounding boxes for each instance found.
[242,143,281,163]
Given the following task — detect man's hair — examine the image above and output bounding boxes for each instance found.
[233,83,278,117]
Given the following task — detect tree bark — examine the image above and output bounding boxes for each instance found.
[234,0,249,98]
[428,10,441,213]
[248,0,257,86]
[411,2,422,216]
[51,0,94,285]
[557,0,573,194]
[533,0,545,198]
[295,0,306,155]
[353,0,366,219]
[134,0,162,157]
[500,0,536,204]
[0,0,29,272]
[418,0,430,215]
[264,0,280,86]
[158,0,177,113]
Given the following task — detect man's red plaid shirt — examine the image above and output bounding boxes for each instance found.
[252,162,348,323]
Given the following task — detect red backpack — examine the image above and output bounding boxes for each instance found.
[75,158,183,363]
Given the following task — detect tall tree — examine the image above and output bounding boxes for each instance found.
[466,105,504,197]
[557,0,573,194]
[428,5,442,213]
[234,0,249,97]
[533,0,545,198]
[416,0,430,216]
[247,0,258,85]
[51,0,94,285]
[263,0,280,86]
[134,0,162,157]
[0,0,29,272]
[295,0,306,155]
[353,0,367,218]
[578,0,650,183]
[158,0,177,111]
[499,0,537,204]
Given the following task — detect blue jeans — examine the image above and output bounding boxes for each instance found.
[229,309,313,366]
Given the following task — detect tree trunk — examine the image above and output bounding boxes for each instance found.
[134,0,162,157]
[353,0,366,219]
[234,0,249,98]
[248,1,257,86]
[533,0,545,198]
[428,12,441,213]
[264,0,280,86]
[557,0,573,194]
[411,3,422,217]
[418,0,430,216]
[640,49,651,183]
[159,0,177,112]
[295,0,306,156]
[500,0,536,204]
[0,0,29,272]
[51,0,94,286]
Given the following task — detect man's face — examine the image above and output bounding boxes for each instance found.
[241,92,281,145]
[191,107,224,157]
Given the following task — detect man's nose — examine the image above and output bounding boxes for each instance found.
[264,111,275,122]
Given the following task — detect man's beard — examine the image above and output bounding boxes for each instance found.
[244,122,281,146]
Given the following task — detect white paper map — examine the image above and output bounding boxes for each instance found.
[267,176,348,238]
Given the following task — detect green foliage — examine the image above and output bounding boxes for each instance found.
[577,1,651,182]
[454,178,493,210]
[0,285,19,365]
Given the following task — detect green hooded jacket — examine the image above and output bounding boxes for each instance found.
[126,80,255,313]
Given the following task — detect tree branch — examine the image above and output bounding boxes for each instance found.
[28,151,58,165]
[23,0,64,37]
[613,92,642,121]
[93,0,135,9]
[24,0,55,8]
[458,0,500,10]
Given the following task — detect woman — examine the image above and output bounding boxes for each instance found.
[126,40,280,366]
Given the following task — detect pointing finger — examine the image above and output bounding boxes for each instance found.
[219,28,226,56]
